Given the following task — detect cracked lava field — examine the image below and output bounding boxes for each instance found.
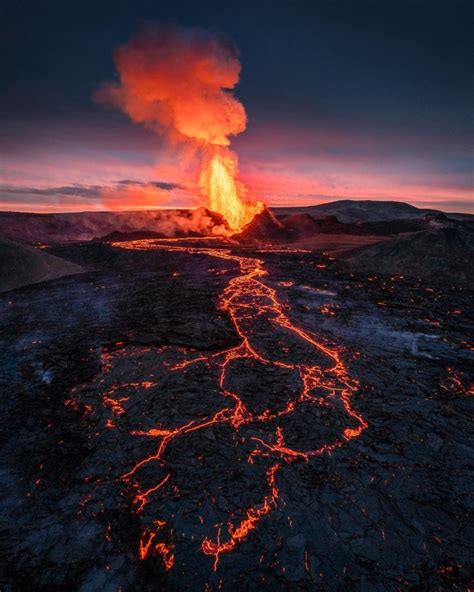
[1,238,473,591]
[107,239,367,572]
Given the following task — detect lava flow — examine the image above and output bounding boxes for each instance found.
[87,238,368,573]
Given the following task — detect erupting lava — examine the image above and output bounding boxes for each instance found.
[96,24,264,231]
[70,238,368,575]
[200,151,263,231]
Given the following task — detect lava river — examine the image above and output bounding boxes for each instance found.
[70,238,368,577]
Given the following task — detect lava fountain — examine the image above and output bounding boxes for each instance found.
[95,23,264,231]
[199,149,264,231]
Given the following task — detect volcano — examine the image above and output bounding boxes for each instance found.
[232,206,291,243]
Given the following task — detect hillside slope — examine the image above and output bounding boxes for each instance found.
[0,239,83,292]
[273,199,473,223]
[340,227,474,286]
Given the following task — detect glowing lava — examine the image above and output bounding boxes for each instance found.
[200,150,264,231]
[94,240,367,569]
[86,238,368,572]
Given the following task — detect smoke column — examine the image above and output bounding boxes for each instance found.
[96,24,263,230]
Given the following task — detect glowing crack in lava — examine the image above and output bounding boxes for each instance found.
[89,238,368,572]
[96,24,264,231]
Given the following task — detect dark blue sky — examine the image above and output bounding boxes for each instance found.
[1,0,472,211]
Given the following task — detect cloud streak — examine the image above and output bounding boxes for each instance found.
[117,179,183,191]
[0,184,104,199]
[0,180,186,211]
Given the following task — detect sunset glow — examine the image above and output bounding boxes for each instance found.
[2,117,472,214]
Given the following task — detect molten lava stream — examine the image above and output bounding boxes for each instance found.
[107,239,367,571]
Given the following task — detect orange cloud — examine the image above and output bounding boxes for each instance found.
[95,24,246,147]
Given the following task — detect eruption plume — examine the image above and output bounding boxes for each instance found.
[96,24,264,230]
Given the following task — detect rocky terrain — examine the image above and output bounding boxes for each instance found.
[0,238,83,292]
[0,236,472,591]
[340,226,474,288]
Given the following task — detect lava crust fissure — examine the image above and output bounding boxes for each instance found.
[71,239,367,573]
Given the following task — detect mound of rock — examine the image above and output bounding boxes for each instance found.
[0,239,84,292]
[233,207,291,243]
[340,226,474,286]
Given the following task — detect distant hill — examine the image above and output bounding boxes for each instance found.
[339,226,474,287]
[0,200,471,244]
[273,199,473,224]
[0,239,83,292]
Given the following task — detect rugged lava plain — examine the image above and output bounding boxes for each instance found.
[1,238,473,591]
